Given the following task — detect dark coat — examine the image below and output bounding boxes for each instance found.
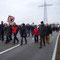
[26,25,30,31]
[31,26,35,31]
[21,26,27,37]
[49,25,52,34]
[39,24,46,37]
[46,26,51,36]
[9,25,12,35]
[0,24,4,31]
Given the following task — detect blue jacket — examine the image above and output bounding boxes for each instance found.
[0,24,4,31]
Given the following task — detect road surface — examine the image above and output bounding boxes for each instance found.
[0,32,59,60]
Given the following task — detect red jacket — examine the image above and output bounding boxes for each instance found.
[12,26,18,34]
[33,28,39,36]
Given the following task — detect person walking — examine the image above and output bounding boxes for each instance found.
[12,22,19,44]
[0,21,4,41]
[39,21,46,48]
[4,23,10,44]
[9,24,12,41]
[20,23,27,46]
[45,24,52,44]
[26,24,31,36]
[33,25,39,43]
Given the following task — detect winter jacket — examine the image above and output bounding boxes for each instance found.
[12,26,18,34]
[26,25,30,31]
[31,26,35,31]
[46,26,50,36]
[9,25,12,35]
[33,28,39,36]
[21,26,27,37]
[49,25,52,34]
[39,24,46,37]
[4,26,10,36]
[0,24,4,31]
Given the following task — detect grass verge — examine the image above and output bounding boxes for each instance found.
[56,35,60,60]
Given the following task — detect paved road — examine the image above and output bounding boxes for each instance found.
[0,32,59,60]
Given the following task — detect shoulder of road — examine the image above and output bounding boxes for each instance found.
[56,35,60,60]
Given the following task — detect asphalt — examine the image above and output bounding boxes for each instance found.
[0,32,59,60]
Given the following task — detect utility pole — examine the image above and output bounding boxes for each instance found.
[38,0,52,24]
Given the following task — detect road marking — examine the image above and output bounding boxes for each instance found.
[0,37,33,55]
[0,44,20,55]
[52,33,60,60]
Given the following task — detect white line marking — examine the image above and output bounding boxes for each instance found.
[0,37,34,55]
[52,33,60,60]
[0,44,20,55]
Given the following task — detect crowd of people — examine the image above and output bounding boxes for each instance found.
[0,21,60,48]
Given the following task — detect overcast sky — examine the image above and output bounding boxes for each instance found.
[0,0,60,24]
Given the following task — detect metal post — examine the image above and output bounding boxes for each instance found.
[38,0,52,24]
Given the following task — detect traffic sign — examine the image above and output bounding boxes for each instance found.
[8,16,15,23]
